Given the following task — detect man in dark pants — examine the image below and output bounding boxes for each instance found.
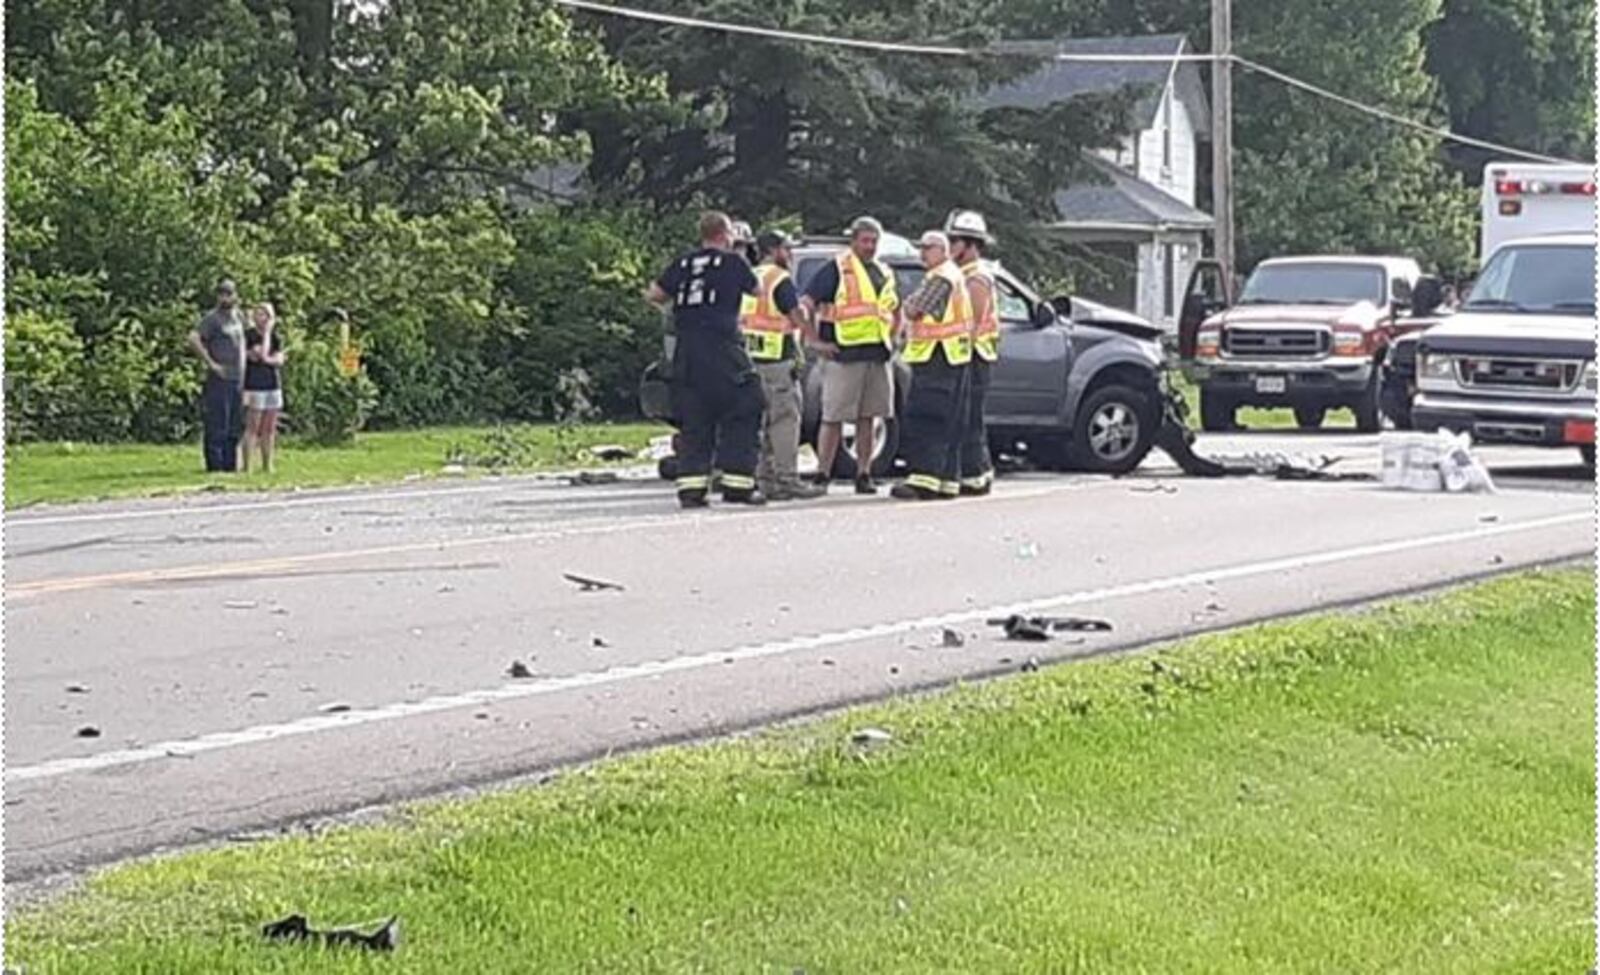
[646,211,767,509]
[892,231,973,501]
[946,209,998,496]
[189,279,247,472]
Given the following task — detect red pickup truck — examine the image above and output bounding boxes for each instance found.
[1177,256,1444,432]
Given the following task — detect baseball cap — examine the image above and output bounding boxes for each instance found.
[756,229,797,253]
[918,230,950,250]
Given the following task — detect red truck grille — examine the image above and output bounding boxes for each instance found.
[1223,328,1330,358]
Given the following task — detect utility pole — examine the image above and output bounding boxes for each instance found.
[1210,0,1235,282]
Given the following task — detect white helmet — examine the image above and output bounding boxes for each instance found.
[730,220,754,244]
[944,209,993,244]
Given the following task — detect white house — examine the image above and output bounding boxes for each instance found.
[985,34,1214,329]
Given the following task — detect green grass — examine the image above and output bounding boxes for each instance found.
[5,423,668,509]
[8,569,1594,973]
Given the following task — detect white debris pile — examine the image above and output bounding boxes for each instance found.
[641,434,675,461]
[1380,431,1496,494]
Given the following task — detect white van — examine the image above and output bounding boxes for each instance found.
[1480,162,1596,266]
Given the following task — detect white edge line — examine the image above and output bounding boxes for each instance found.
[7,511,1586,784]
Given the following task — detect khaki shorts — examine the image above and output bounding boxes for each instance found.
[821,359,894,423]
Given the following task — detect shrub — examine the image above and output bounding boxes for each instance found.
[282,335,378,446]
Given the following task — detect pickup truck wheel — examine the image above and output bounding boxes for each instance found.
[657,456,679,482]
[1199,389,1234,433]
[1293,405,1326,429]
[1580,445,1595,469]
[1073,385,1155,475]
[1352,371,1383,434]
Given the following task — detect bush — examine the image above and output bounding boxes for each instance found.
[282,335,378,446]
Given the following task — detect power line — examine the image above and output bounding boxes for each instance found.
[554,0,1587,166]
[555,0,1213,62]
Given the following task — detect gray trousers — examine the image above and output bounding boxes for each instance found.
[755,360,802,487]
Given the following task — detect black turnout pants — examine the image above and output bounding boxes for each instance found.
[901,351,967,495]
[202,376,243,472]
[959,357,993,487]
[674,339,765,499]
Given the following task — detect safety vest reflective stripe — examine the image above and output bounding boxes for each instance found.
[820,253,894,347]
[739,266,793,334]
[904,261,973,365]
[740,265,795,361]
[961,260,1000,361]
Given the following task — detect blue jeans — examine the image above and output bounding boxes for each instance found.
[202,376,243,472]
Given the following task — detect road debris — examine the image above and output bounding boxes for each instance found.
[65,683,89,694]
[568,470,620,486]
[989,614,1113,641]
[1478,513,1500,523]
[1129,483,1179,494]
[506,660,534,679]
[441,463,467,476]
[75,725,101,738]
[262,914,400,952]
[941,628,965,648]
[1021,657,1041,673]
[224,600,259,610]
[319,702,352,714]
[585,444,634,462]
[563,572,625,593]
[851,727,893,746]
[1380,431,1496,493]
[1000,616,1051,641]
[1016,541,1040,559]
[591,635,611,649]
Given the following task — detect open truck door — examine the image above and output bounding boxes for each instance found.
[1177,258,1231,360]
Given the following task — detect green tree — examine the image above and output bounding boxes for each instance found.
[1000,0,1477,274]
[1426,0,1596,174]
[570,0,1129,273]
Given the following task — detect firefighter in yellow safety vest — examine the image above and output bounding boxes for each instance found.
[891,231,974,501]
[946,209,999,496]
[740,230,827,501]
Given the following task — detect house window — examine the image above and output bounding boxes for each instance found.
[1162,243,1177,319]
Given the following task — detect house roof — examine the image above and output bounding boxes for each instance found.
[983,33,1209,136]
[1050,154,1214,233]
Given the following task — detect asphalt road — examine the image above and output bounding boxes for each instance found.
[4,432,1593,882]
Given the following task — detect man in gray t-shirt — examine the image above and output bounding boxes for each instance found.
[189,279,247,471]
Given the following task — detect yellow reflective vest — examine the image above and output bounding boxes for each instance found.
[817,252,897,349]
[903,260,973,366]
[960,259,999,362]
[739,264,795,361]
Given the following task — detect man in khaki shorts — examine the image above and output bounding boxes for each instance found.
[801,216,900,495]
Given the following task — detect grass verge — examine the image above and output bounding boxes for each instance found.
[5,423,667,509]
[7,569,1594,973]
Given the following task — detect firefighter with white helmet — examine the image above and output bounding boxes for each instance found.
[945,208,998,495]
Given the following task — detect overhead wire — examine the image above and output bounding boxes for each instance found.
[553,0,1587,166]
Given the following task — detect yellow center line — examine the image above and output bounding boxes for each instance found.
[8,483,1089,597]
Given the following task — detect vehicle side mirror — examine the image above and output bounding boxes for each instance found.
[1410,276,1444,316]
[1049,295,1074,318]
[1031,302,1057,328]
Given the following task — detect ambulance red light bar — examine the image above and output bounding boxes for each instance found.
[1495,178,1597,196]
